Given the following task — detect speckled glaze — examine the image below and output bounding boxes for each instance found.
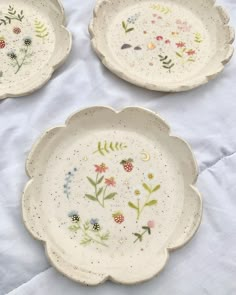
[89,0,234,92]
[22,107,202,285]
[0,0,71,99]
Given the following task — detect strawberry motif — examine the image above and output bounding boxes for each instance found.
[113,212,124,224]
[13,27,21,34]
[0,37,5,49]
[120,158,134,172]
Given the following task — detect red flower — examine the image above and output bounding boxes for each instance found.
[165,39,171,44]
[105,177,116,187]
[94,163,108,173]
[176,42,186,48]
[156,36,163,41]
[186,49,196,56]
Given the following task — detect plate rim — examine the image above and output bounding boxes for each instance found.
[89,0,235,92]
[0,0,72,100]
[22,106,203,285]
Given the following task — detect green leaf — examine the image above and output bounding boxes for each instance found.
[105,192,117,200]
[85,194,97,201]
[87,177,96,187]
[97,175,104,184]
[98,141,104,156]
[128,202,138,210]
[104,141,109,153]
[115,142,119,150]
[152,185,161,192]
[126,28,134,33]
[145,200,158,206]
[110,142,114,151]
[143,183,152,193]
[69,225,80,232]
[97,187,103,197]
[142,226,149,230]
[163,59,172,65]
[122,21,126,30]
[176,52,182,58]
[134,233,141,238]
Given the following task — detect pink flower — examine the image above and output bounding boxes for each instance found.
[156,36,163,41]
[176,41,186,48]
[165,39,171,44]
[105,177,116,187]
[151,20,156,24]
[94,163,108,174]
[147,220,155,228]
[186,49,196,56]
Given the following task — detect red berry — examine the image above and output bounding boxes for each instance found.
[113,212,124,224]
[13,27,21,34]
[120,159,134,172]
[0,39,5,49]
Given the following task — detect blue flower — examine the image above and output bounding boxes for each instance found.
[90,218,99,225]
[68,210,78,217]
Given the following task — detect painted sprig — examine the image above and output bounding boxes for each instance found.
[0,5,24,26]
[133,220,155,243]
[128,173,160,220]
[93,141,127,156]
[85,164,117,207]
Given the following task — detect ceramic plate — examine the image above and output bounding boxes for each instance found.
[0,0,71,99]
[89,0,234,92]
[23,107,202,285]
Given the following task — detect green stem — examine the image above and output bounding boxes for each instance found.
[15,46,28,74]
[102,185,108,207]
[137,190,152,220]
[82,228,108,247]
[95,173,104,208]
[134,229,148,243]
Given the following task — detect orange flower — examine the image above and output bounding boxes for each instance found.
[105,177,116,187]
[94,163,108,173]
[186,49,196,56]
[176,42,185,48]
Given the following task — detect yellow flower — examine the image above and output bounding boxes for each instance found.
[134,189,141,196]
[148,173,154,180]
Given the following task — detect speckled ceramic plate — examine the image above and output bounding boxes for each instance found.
[0,0,71,99]
[89,0,234,92]
[22,106,202,285]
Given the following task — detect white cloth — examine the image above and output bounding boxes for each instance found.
[0,0,236,294]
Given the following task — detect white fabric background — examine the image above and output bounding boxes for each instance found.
[0,0,236,294]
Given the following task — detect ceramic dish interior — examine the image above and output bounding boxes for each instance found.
[22,107,202,285]
[90,0,234,92]
[0,0,71,99]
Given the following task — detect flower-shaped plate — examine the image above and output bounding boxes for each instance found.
[89,0,234,92]
[0,0,71,99]
[23,107,202,285]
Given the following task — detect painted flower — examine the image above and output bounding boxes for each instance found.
[105,177,116,187]
[148,173,154,180]
[13,27,21,34]
[147,220,155,228]
[134,189,141,196]
[171,32,179,36]
[176,42,186,48]
[90,218,99,225]
[23,37,32,46]
[68,210,80,222]
[68,210,78,217]
[165,39,171,44]
[147,42,156,50]
[151,20,156,24]
[186,49,196,56]
[7,51,17,60]
[95,163,108,173]
[156,36,163,41]
[90,218,100,231]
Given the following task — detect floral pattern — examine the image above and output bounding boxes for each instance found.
[68,212,110,247]
[133,220,155,243]
[85,164,117,207]
[64,168,77,199]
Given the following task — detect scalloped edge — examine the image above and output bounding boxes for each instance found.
[89,0,235,92]
[0,0,72,100]
[22,106,203,285]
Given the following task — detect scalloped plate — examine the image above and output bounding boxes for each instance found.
[90,0,234,92]
[22,106,202,285]
[0,0,71,99]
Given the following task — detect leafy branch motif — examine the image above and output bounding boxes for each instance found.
[85,163,117,208]
[175,42,196,63]
[133,220,155,243]
[63,168,77,198]
[35,20,49,41]
[151,4,171,14]
[128,173,160,220]
[0,5,24,26]
[122,21,134,34]
[68,212,110,247]
[194,32,203,43]
[158,55,175,72]
[7,37,33,74]
[93,141,127,156]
